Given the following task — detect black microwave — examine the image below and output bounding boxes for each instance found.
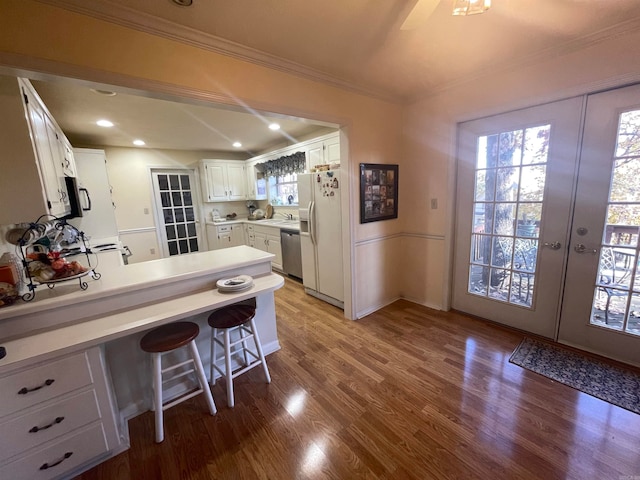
[65,176,91,218]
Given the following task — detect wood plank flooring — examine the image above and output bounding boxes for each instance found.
[76,277,640,479]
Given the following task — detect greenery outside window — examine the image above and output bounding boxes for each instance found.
[269,173,299,206]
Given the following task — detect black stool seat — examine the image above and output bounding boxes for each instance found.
[208,305,255,330]
[140,321,200,353]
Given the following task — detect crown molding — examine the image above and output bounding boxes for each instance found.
[36,0,403,104]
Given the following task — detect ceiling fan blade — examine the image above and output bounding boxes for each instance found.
[400,0,440,30]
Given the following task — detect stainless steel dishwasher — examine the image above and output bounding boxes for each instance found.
[280,229,303,279]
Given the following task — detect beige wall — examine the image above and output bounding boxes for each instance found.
[0,1,404,319]
[402,28,640,310]
[103,147,249,263]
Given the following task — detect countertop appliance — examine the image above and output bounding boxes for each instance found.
[297,170,344,308]
[280,229,302,279]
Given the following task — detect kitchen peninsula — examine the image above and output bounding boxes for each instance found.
[0,246,284,479]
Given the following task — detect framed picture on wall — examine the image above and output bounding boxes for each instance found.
[359,163,398,223]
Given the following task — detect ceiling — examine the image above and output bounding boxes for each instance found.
[30,79,333,155]
[29,0,640,154]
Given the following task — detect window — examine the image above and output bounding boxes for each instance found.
[268,172,298,206]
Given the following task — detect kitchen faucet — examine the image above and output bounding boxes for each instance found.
[277,212,295,220]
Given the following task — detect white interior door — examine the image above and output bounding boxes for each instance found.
[151,169,202,257]
[559,84,640,366]
[453,98,584,338]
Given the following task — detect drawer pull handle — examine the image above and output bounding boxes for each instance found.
[40,451,73,470]
[29,416,65,433]
[18,378,55,395]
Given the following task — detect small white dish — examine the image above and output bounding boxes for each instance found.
[216,275,254,292]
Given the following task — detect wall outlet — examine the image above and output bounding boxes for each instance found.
[144,207,149,215]
[150,248,156,255]
[430,198,438,209]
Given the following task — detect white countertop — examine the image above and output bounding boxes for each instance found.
[0,272,284,372]
[0,246,274,322]
[206,218,300,231]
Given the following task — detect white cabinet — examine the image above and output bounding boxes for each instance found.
[0,347,120,479]
[61,138,77,177]
[0,76,79,223]
[305,132,340,170]
[245,162,267,200]
[253,225,283,271]
[207,223,245,250]
[200,160,247,202]
[21,79,74,218]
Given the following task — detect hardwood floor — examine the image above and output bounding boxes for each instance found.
[76,277,640,479]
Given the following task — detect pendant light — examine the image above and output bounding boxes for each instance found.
[452,0,491,16]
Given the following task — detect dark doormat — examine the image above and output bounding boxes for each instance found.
[509,337,640,415]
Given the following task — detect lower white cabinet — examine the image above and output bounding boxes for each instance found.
[0,347,121,479]
[253,225,283,271]
[206,223,245,250]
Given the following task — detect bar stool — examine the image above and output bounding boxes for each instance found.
[140,321,217,443]
[208,304,271,407]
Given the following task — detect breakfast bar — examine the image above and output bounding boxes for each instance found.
[0,246,284,479]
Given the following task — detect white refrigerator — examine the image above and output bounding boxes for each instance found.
[68,148,119,242]
[298,170,344,308]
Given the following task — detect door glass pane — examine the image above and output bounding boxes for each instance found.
[468,124,550,308]
[591,109,640,333]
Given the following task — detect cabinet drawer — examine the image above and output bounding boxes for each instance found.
[0,389,101,462]
[0,423,108,480]
[0,352,93,418]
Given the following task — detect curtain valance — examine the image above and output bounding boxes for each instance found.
[256,151,305,177]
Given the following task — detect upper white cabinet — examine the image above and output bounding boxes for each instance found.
[245,161,267,201]
[306,132,340,170]
[200,159,247,202]
[0,76,76,224]
[61,137,77,177]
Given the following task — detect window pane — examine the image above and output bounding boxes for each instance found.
[467,126,550,308]
[158,175,169,191]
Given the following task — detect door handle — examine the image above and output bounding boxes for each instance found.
[543,242,562,250]
[574,243,598,254]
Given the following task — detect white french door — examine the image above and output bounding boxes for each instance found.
[559,84,640,366]
[453,84,640,366]
[453,97,584,338]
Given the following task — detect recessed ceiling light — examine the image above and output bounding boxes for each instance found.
[96,119,114,127]
[133,139,146,146]
[269,123,281,131]
[91,89,117,97]
[232,142,242,148]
